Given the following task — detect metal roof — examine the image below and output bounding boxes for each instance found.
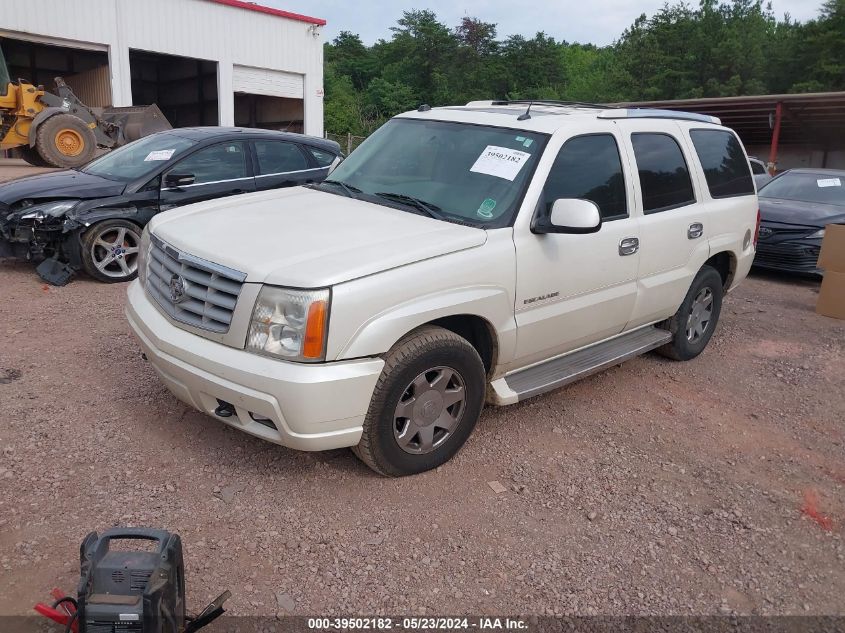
[615,92,845,146]
[206,0,326,25]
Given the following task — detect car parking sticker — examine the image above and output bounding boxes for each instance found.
[477,198,497,218]
[470,145,530,181]
[817,178,841,187]
[144,149,176,161]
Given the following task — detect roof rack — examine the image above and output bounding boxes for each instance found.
[491,99,615,110]
[598,108,721,125]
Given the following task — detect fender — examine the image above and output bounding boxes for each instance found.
[332,284,517,375]
[63,192,160,231]
[26,107,68,146]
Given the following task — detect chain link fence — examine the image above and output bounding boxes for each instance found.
[325,132,368,155]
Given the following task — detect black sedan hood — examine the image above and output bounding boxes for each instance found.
[759,197,845,227]
[0,170,126,205]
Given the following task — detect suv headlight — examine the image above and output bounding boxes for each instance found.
[247,286,330,362]
[808,228,825,239]
[138,225,151,286]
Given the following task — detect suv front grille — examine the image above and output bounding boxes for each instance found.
[146,234,246,333]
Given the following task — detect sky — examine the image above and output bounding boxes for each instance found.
[267,0,823,46]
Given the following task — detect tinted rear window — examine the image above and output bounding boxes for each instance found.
[690,130,755,198]
[308,147,337,167]
[631,133,696,213]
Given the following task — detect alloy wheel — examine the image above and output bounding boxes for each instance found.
[91,225,141,279]
[393,366,467,454]
[686,287,714,343]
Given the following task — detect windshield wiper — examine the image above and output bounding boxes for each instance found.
[316,179,362,199]
[374,192,445,220]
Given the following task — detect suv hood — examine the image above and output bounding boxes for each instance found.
[150,187,487,287]
[0,170,125,205]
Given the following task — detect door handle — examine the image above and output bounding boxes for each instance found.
[688,222,704,239]
[619,237,639,256]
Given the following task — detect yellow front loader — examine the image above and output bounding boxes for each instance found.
[0,42,170,168]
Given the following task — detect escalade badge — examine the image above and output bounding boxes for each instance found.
[758,227,773,237]
[169,274,188,303]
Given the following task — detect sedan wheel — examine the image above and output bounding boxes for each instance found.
[81,220,143,283]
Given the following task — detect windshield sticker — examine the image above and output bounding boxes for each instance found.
[817,178,841,188]
[470,145,530,181]
[522,138,534,148]
[144,149,176,162]
[477,198,497,218]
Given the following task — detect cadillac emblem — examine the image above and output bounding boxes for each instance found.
[169,274,188,303]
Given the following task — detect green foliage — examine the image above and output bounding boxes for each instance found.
[323,2,842,134]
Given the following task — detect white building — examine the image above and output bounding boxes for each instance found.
[1,0,325,135]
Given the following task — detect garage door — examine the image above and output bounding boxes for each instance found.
[232,65,303,99]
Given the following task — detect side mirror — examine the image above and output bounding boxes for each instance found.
[164,173,195,188]
[532,198,602,234]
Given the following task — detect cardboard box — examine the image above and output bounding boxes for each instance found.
[816,271,845,320]
[817,224,845,272]
[816,224,845,320]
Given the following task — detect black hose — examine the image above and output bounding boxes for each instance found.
[50,597,79,633]
[64,610,78,633]
[52,596,79,610]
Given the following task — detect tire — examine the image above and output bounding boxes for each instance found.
[17,145,52,167]
[656,265,724,361]
[353,326,486,476]
[34,113,97,168]
[80,219,143,283]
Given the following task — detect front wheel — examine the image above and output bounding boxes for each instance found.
[657,265,724,361]
[35,113,97,168]
[80,219,143,283]
[353,326,486,476]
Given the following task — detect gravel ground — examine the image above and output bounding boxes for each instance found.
[0,253,843,617]
[0,159,59,182]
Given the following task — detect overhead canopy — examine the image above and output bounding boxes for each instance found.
[616,92,845,147]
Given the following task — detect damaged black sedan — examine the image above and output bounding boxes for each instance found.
[0,127,341,284]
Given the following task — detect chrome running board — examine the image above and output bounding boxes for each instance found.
[500,326,672,402]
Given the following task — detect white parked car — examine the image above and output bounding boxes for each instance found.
[749,156,772,189]
[126,100,759,476]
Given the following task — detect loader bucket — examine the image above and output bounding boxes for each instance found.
[98,104,172,145]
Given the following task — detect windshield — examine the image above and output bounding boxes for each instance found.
[82,134,197,182]
[325,118,547,227]
[759,172,845,206]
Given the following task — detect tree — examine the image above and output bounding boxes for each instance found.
[321,2,839,135]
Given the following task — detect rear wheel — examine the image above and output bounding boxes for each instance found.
[17,145,52,167]
[657,265,723,361]
[80,219,142,283]
[353,326,486,476]
[35,113,97,168]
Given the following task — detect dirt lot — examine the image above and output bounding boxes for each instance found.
[0,159,59,182]
[0,225,843,616]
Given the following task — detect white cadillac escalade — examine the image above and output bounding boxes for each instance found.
[126,101,759,476]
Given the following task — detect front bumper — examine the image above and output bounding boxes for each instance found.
[753,240,821,274]
[125,280,384,451]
